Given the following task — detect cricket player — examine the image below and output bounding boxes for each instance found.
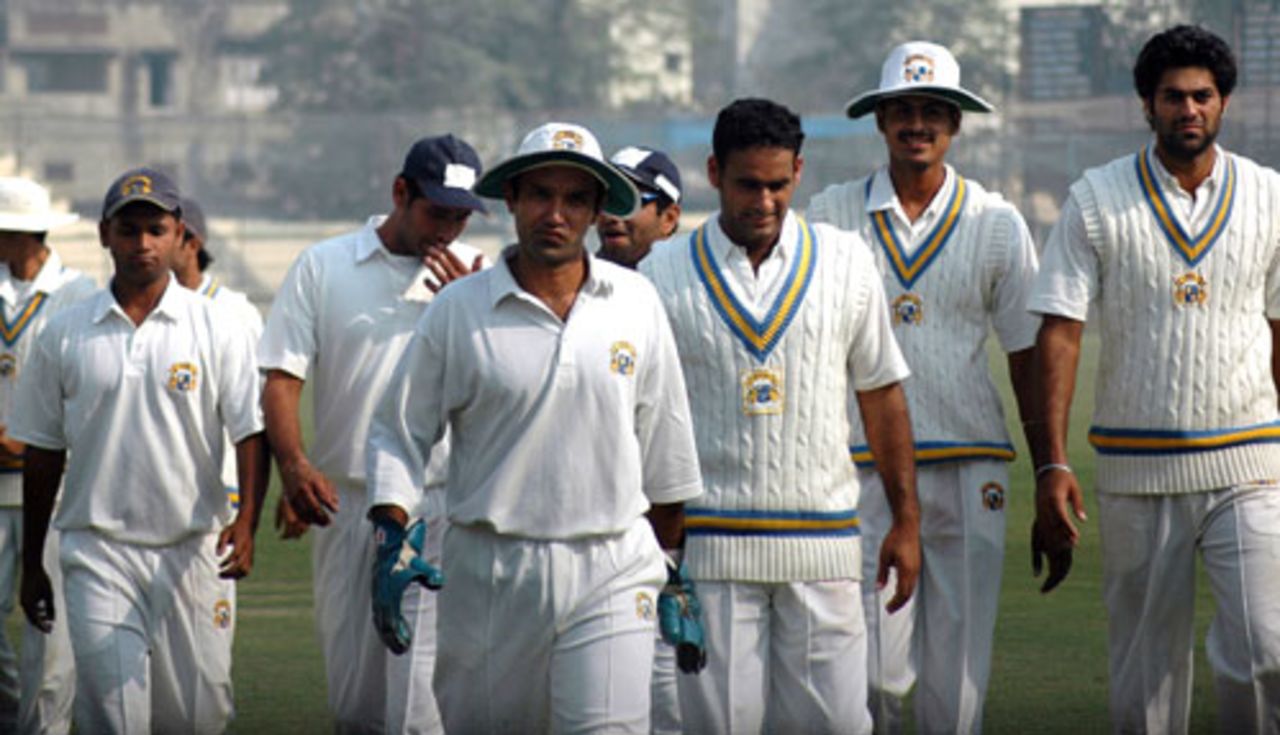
[0,177,94,734]
[597,146,683,269]
[595,145,686,734]
[1031,25,1280,733]
[14,167,268,733]
[807,41,1040,734]
[640,98,921,734]
[259,134,487,734]
[366,121,703,733]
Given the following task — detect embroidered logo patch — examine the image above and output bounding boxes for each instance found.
[903,54,936,83]
[120,174,153,196]
[891,293,924,325]
[0,353,16,380]
[980,481,1006,511]
[167,362,198,392]
[552,130,584,151]
[609,341,637,376]
[213,599,232,629]
[1173,272,1208,307]
[636,591,655,621]
[741,367,784,415]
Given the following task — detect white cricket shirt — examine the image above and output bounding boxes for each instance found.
[258,216,484,490]
[0,251,96,506]
[367,247,703,539]
[10,277,263,545]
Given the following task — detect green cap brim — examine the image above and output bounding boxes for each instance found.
[845,86,994,119]
[474,151,639,218]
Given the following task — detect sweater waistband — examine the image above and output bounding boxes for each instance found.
[685,508,859,538]
[1089,421,1280,456]
[850,440,1015,468]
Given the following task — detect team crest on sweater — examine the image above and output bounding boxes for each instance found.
[609,341,637,376]
[741,367,784,415]
[167,362,198,392]
[891,293,924,325]
[0,353,15,380]
[1173,272,1208,307]
[980,482,1005,511]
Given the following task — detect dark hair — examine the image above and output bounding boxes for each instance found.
[401,175,425,203]
[1133,25,1237,101]
[712,98,805,164]
[182,226,213,271]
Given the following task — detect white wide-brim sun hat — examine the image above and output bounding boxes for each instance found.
[475,122,639,219]
[845,41,995,119]
[0,177,79,233]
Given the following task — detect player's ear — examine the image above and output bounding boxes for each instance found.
[660,202,682,238]
[707,155,721,189]
[98,219,110,249]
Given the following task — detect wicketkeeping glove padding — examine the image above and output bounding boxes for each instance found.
[372,517,444,655]
[658,560,707,673]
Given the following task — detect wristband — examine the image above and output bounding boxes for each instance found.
[1035,463,1074,479]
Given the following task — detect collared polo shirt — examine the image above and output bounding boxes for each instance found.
[367,247,703,539]
[10,278,263,545]
[258,216,484,489]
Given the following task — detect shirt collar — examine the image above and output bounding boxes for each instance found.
[707,209,799,265]
[95,274,184,324]
[1148,143,1225,197]
[865,164,956,223]
[487,245,612,309]
[354,215,391,263]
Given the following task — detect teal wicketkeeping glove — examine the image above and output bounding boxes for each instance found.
[657,559,707,673]
[371,517,444,655]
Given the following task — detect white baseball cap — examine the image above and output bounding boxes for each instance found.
[0,178,78,233]
[474,122,639,218]
[844,41,994,119]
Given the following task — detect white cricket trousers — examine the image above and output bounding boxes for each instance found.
[858,462,1006,735]
[19,523,76,735]
[1098,483,1280,735]
[651,636,682,735]
[60,529,233,734]
[434,518,666,734]
[678,579,874,735]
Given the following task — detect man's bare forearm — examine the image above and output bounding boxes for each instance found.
[22,447,65,577]
[647,503,686,550]
[263,370,308,468]
[1031,316,1085,469]
[857,382,918,522]
[234,432,270,532]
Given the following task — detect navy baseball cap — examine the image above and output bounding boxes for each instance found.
[180,197,207,241]
[609,147,682,204]
[402,135,487,213]
[101,167,181,221]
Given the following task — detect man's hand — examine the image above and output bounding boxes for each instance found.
[658,560,707,673]
[274,495,309,540]
[1032,467,1086,593]
[280,457,338,526]
[372,516,443,655]
[0,425,24,464]
[21,565,54,633]
[877,515,921,613]
[217,516,257,579]
[423,248,484,294]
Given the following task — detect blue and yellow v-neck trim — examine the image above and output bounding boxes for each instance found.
[865,174,967,290]
[1135,146,1236,268]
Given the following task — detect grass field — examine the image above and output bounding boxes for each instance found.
[7,331,1225,732]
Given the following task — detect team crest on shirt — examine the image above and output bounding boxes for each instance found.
[552,130,584,151]
[891,293,924,326]
[980,482,1006,511]
[213,599,232,630]
[740,367,784,416]
[1172,272,1208,307]
[609,341,637,376]
[0,353,16,380]
[167,362,198,392]
[635,592,655,622]
[903,54,936,83]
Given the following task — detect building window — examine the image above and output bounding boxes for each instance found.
[144,52,174,107]
[19,52,109,93]
[43,161,73,183]
[665,52,682,73]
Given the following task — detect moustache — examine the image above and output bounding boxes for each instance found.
[897,130,934,143]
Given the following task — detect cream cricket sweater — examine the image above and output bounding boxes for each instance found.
[809,171,1039,469]
[1055,149,1280,494]
[640,212,909,582]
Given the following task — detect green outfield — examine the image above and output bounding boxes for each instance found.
[7,331,1223,732]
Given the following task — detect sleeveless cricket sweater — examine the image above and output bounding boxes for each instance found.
[808,175,1023,468]
[642,216,895,583]
[1075,149,1280,494]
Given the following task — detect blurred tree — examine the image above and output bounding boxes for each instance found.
[257,0,690,112]
[760,0,1013,113]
